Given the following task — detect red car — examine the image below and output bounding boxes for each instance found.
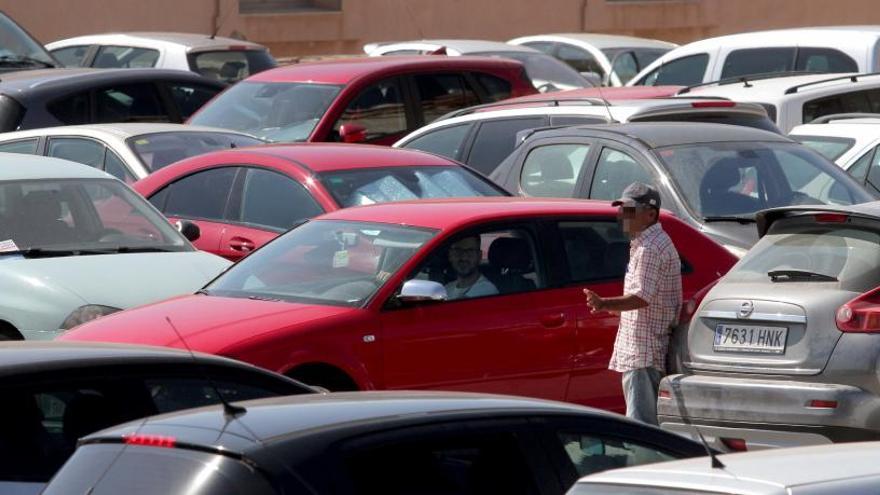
[135,144,507,261]
[187,56,537,145]
[62,198,737,413]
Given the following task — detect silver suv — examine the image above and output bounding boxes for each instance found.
[659,204,880,450]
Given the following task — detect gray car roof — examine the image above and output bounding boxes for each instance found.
[376,39,538,54]
[0,152,112,180]
[532,122,793,148]
[0,68,223,99]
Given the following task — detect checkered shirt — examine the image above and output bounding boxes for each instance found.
[608,222,682,373]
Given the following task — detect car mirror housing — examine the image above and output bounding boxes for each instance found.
[176,220,201,242]
[397,279,447,304]
[339,123,367,143]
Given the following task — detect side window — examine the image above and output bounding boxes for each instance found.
[550,115,607,126]
[847,147,874,183]
[166,82,222,119]
[95,83,167,124]
[556,44,604,76]
[720,47,796,80]
[521,41,556,55]
[51,45,90,67]
[405,228,543,301]
[803,89,880,124]
[555,431,675,484]
[48,93,90,125]
[468,117,547,175]
[414,73,480,124]
[558,220,630,282]
[401,123,472,160]
[0,138,39,154]
[345,431,540,495]
[640,53,709,86]
[93,45,159,68]
[474,73,512,101]
[238,168,323,230]
[520,143,590,197]
[795,47,858,73]
[47,137,106,168]
[589,148,654,201]
[610,51,640,85]
[334,78,407,140]
[866,148,880,196]
[103,150,136,183]
[163,167,237,221]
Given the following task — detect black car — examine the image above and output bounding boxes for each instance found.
[489,122,873,255]
[45,391,707,495]
[0,341,315,494]
[0,68,226,132]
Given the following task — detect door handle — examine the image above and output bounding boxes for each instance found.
[228,237,255,252]
[539,313,566,328]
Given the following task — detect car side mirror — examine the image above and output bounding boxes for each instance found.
[339,123,368,143]
[579,71,603,87]
[397,280,447,304]
[176,220,201,242]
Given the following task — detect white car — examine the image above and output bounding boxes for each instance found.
[363,39,590,92]
[46,32,276,83]
[395,98,776,175]
[568,442,880,495]
[0,153,230,340]
[679,72,880,132]
[628,26,880,87]
[508,33,676,86]
[790,116,880,196]
[0,123,264,182]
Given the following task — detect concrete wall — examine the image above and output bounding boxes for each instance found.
[5,0,880,59]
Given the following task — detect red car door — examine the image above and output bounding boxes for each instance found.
[377,223,575,401]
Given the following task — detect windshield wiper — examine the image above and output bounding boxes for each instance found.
[0,55,55,68]
[768,270,838,282]
[703,215,757,224]
[0,248,76,258]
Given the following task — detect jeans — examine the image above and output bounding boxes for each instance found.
[622,367,663,426]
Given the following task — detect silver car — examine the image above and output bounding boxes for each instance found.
[0,153,229,340]
[659,203,880,450]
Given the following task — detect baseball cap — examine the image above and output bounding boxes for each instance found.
[611,182,661,209]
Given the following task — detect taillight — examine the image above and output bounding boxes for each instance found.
[691,101,736,108]
[807,400,838,409]
[123,433,176,448]
[815,213,848,223]
[720,437,747,452]
[836,286,880,332]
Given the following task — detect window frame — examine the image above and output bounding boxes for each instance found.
[407,71,483,126]
[45,135,109,170]
[232,165,324,232]
[93,82,173,124]
[461,115,550,175]
[333,75,415,142]
[0,137,42,154]
[153,165,243,223]
[515,138,598,198]
[720,47,797,80]
[49,44,96,68]
[636,53,709,87]
[586,144,658,201]
[400,122,476,162]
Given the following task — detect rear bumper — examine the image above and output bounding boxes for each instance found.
[658,373,880,449]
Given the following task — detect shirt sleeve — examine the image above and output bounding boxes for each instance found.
[625,244,661,303]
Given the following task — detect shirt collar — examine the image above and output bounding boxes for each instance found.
[633,222,662,246]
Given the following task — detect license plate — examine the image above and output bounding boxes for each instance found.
[713,324,787,354]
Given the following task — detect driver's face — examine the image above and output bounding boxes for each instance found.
[448,237,481,278]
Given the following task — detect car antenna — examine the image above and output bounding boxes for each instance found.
[165,316,247,418]
[669,375,726,469]
[593,80,617,124]
[209,4,235,39]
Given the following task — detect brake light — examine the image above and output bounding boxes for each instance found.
[658,389,671,399]
[814,213,848,223]
[836,286,880,332]
[691,101,736,108]
[226,45,248,51]
[720,437,747,452]
[807,400,838,409]
[123,433,176,448]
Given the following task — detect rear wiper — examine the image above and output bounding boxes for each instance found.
[768,270,838,282]
[0,55,55,68]
[703,215,757,224]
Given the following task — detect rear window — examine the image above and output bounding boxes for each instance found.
[43,444,276,495]
[189,49,277,83]
[803,88,880,124]
[791,135,855,161]
[727,219,880,291]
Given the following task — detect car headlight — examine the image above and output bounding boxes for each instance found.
[723,244,748,258]
[60,305,122,330]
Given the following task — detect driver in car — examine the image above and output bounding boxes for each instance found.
[444,235,497,300]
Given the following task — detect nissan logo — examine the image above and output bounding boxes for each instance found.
[738,300,754,319]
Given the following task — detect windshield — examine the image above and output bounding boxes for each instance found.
[189,81,343,142]
[127,131,265,171]
[208,220,436,306]
[0,178,188,256]
[726,220,880,291]
[320,166,506,208]
[656,141,871,220]
[0,12,55,67]
[791,135,856,162]
[480,51,589,90]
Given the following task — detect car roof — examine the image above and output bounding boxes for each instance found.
[513,33,677,50]
[0,152,112,180]
[315,197,639,230]
[0,68,221,96]
[48,32,266,51]
[246,55,523,85]
[195,143,459,173]
[674,25,880,51]
[789,119,880,138]
[579,441,880,493]
[526,121,791,148]
[367,39,538,54]
[508,86,684,102]
[683,72,880,98]
[0,123,258,141]
[87,390,617,448]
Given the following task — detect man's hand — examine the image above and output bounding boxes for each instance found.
[583,289,605,313]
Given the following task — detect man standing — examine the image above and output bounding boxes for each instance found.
[445,235,498,300]
[584,182,681,425]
